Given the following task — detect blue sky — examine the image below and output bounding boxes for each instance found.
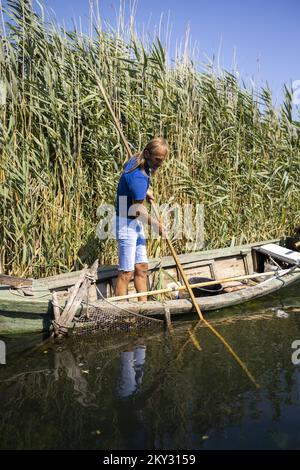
[3,0,300,109]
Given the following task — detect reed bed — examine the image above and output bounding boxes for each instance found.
[0,0,299,277]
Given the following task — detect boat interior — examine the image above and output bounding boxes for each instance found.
[1,236,300,303]
[38,236,300,303]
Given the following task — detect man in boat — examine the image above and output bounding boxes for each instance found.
[115,137,169,301]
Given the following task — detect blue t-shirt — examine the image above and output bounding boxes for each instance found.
[116,157,150,218]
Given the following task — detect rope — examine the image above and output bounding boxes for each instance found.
[9,288,51,299]
[52,321,71,338]
[79,283,163,323]
[52,301,64,311]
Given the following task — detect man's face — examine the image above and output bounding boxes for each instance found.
[145,148,167,172]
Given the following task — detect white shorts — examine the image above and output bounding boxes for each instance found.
[116,217,148,272]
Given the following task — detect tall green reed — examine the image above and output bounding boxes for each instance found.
[0,0,299,276]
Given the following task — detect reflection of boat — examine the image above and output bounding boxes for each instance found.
[1,237,300,334]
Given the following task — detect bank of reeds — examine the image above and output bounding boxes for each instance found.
[0,0,299,276]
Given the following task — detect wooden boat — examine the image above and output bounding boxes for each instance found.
[1,237,300,335]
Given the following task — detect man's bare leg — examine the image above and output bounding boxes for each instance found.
[134,263,148,301]
[115,271,133,296]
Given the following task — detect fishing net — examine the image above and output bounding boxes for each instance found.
[52,270,165,340]
[73,305,163,337]
[71,286,164,337]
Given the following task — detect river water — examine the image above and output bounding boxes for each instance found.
[1,281,300,450]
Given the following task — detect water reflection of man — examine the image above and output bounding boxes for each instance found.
[116,344,149,449]
[117,345,146,398]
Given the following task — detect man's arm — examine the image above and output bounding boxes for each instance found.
[129,200,165,236]
[126,175,165,235]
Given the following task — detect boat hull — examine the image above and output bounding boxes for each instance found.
[1,238,300,334]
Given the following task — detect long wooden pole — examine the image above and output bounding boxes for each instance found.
[92,76,204,315]
[95,75,260,388]
[107,269,289,302]
[151,201,207,322]
[94,77,205,320]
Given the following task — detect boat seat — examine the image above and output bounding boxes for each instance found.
[254,243,300,266]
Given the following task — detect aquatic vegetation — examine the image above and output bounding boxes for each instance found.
[0,0,299,276]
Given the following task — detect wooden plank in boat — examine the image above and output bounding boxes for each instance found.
[0,274,33,287]
[182,265,212,279]
[175,259,216,270]
[256,244,300,266]
[214,257,246,279]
